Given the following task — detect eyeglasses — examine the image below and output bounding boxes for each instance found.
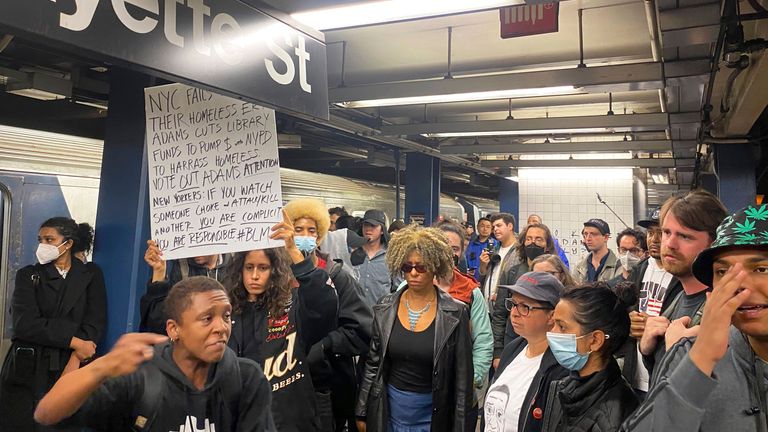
[505,299,553,316]
[401,263,429,274]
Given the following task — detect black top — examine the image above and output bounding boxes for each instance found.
[387,317,435,393]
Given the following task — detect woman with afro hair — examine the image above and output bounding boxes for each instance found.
[356,225,473,432]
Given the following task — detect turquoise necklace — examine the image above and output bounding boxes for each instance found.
[405,292,433,331]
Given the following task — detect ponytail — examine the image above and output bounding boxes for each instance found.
[561,282,632,358]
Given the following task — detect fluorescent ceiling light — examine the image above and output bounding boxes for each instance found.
[292,0,522,31]
[519,168,633,180]
[337,86,579,108]
[425,127,610,138]
[518,152,632,160]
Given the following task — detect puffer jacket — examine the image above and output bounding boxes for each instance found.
[355,287,474,432]
[542,359,639,432]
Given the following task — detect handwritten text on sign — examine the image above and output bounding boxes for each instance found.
[144,83,283,260]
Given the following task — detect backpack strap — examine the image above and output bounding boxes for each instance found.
[132,365,164,431]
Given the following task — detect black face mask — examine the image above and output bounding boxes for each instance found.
[525,244,546,261]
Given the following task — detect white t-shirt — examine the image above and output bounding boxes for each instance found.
[634,259,674,391]
[484,349,543,432]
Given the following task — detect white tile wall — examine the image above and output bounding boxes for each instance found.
[518,168,635,267]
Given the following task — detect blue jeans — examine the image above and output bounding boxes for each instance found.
[387,384,432,432]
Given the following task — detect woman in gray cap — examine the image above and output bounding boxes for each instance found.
[484,272,568,432]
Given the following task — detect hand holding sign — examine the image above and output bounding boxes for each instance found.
[144,239,167,282]
[271,209,304,264]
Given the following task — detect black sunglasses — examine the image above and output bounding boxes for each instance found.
[401,263,429,274]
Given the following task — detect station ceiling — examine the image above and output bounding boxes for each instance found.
[0,0,766,204]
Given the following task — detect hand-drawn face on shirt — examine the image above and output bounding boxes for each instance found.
[242,250,273,301]
[485,384,510,432]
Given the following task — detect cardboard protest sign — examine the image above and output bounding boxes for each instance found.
[144,83,283,260]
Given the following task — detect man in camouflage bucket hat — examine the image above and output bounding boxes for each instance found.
[622,204,768,432]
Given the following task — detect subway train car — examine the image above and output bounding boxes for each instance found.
[0,125,492,354]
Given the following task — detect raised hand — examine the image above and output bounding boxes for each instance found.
[101,333,168,378]
[144,239,167,282]
[270,209,303,264]
[690,264,750,376]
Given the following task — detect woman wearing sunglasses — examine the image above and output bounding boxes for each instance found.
[540,283,639,432]
[485,271,568,432]
[356,225,473,432]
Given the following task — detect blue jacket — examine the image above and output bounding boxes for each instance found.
[553,238,571,269]
[465,236,494,281]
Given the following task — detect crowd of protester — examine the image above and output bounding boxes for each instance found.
[4,189,768,432]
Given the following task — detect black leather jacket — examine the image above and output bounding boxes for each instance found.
[355,287,473,432]
[542,358,639,432]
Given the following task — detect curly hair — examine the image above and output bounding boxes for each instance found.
[223,248,294,317]
[40,217,94,254]
[385,224,454,281]
[283,198,331,243]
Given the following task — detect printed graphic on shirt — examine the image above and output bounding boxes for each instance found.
[263,314,306,392]
[484,384,509,432]
[639,263,672,317]
[171,415,215,432]
[639,279,666,316]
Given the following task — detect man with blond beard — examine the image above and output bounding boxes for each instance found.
[638,190,728,378]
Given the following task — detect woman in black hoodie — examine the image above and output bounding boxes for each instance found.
[542,283,639,432]
[225,210,339,432]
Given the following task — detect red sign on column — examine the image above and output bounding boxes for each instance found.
[499,3,560,39]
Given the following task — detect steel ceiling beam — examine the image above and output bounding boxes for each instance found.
[480,158,686,168]
[659,3,720,47]
[330,63,664,104]
[380,113,670,136]
[440,140,677,154]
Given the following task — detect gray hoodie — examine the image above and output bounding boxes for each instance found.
[622,327,768,432]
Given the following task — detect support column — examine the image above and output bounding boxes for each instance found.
[405,152,440,226]
[92,69,155,349]
[499,177,519,225]
[715,143,757,213]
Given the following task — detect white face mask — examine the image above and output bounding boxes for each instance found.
[620,252,642,271]
[36,241,66,265]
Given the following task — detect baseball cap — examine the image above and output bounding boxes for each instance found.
[583,218,610,235]
[500,271,564,308]
[638,207,661,229]
[363,209,387,229]
[692,205,768,286]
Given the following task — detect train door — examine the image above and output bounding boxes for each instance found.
[0,177,20,361]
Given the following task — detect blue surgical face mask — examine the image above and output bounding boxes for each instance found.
[546,331,596,371]
[294,236,317,253]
